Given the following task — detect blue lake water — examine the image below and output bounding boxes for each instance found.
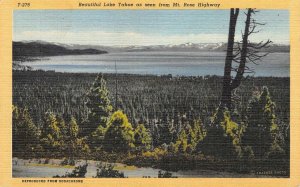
[22,51,289,77]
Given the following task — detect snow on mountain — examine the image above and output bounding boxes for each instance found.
[14,40,289,53]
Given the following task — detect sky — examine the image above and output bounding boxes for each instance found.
[13,10,289,46]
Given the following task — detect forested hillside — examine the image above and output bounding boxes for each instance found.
[13,70,289,176]
[13,41,107,61]
[13,71,289,130]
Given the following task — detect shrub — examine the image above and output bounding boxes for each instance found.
[158,170,177,178]
[93,162,125,178]
[142,147,166,160]
[60,158,75,166]
[53,164,88,178]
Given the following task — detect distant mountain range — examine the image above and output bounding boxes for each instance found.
[48,41,289,53]
[13,41,289,60]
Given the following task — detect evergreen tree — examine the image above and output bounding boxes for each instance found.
[85,74,113,136]
[66,117,86,160]
[134,124,152,151]
[90,125,107,149]
[199,109,242,159]
[242,86,283,159]
[186,119,205,151]
[41,112,65,157]
[67,117,90,160]
[69,117,79,137]
[157,124,174,146]
[41,112,90,159]
[176,130,188,153]
[12,105,40,157]
[157,110,174,145]
[104,110,135,152]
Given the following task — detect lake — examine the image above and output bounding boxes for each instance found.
[21,51,289,77]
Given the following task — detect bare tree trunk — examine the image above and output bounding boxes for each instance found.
[231,9,252,90]
[220,8,270,113]
[220,8,239,110]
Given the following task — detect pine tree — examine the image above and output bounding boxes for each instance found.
[66,117,78,161]
[104,110,135,152]
[186,119,205,151]
[40,112,90,159]
[85,74,113,136]
[90,125,107,149]
[176,130,188,153]
[242,86,283,159]
[134,124,152,151]
[41,112,65,157]
[12,105,40,157]
[157,110,174,145]
[157,125,174,146]
[67,117,90,160]
[69,117,79,138]
[199,109,242,159]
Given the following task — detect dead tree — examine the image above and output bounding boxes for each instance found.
[220,8,272,110]
[220,8,239,110]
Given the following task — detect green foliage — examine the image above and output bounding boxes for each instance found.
[69,117,79,138]
[242,146,255,160]
[12,71,289,175]
[65,117,90,158]
[143,148,166,159]
[123,147,167,169]
[242,86,282,159]
[199,108,242,159]
[90,125,107,149]
[43,112,60,137]
[13,71,289,148]
[283,124,290,160]
[53,164,88,178]
[155,110,175,146]
[85,74,113,136]
[168,142,177,153]
[188,119,205,150]
[268,142,285,160]
[104,110,135,152]
[171,119,206,154]
[60,157,75,166]
[40,112,66,156]
[12,105,40,157]
[41,112,90,158]
[134,124,152,150]
[175,130,188,153]
[93,162,125,178]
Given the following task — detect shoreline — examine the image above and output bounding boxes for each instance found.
[12,69,290,79]
[12,157,281,178]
